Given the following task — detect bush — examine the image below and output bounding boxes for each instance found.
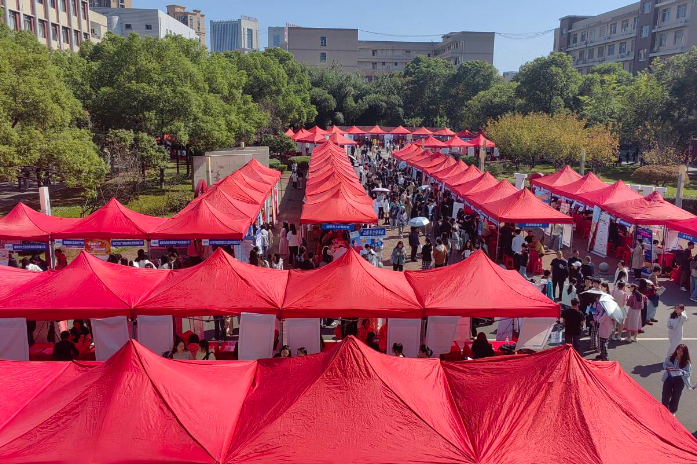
[288,155,311,173]
[262,134,297,155]
[269,158,282,168]
[275,164,288,173]
[486,162,503,179]
[632,165,687,187]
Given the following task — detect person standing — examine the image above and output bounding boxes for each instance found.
[680,242,695,292]
[596,304,614,361]
[287,224,299,267]
[626,284,646,342]
[397,208,408,237]
[550,251,568,300]
[408,227,420,262]
[421,237,433,269]
[291,170,298,189]
[550,223,563,252]
[279,223,289,259]
[611,281,629,340]
[561,298,584,351]
[391,241,406,271]
[433,238,448,268]
[667,304,688,357]
[511,229,524,270]
[661,344,692,416]
[631,238,645,280]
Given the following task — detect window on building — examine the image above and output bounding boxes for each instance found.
[634,17,639,30]
[677,3,687,19]
[124,23,132,30]
[581,31,587,41]
[619,41,627,54]
[562,28,567,36]
[24,15,34,32]
[8,12,18,31]
[372,62,377,69]
[608,44,615,55]
[610,22,617,34]
[74,30,80,45]
[83,2,88,20]
[598,46,605,58]
[38,20,47,38]
[62,26,70,44]
[320,52,327,62]
[372,49,377,56]
[658,33,667,47]
[621,20,629,32]
[674,30,684,45]
[247,29,253,49]
[84,32,89,42]
[59,0,66,12]
[599,26,606,37]
[572,33,577,44]
[643,2,652,13]
[662,8,671,22]
[639,49,647,61]
[145,24,152,30]
[50,0,56,7]
[394,62,398,66]
[590,30,595,40]
[578,50,585,61]
[320,36,327,47]
[588,48,594,59]
[71,0,77,15]
[641,25,650,38]
[51,23,58,41]
[272,35,280,47]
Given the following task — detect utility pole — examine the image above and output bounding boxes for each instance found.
[479,141,487,171]
[579,148,586,175]
[676,164,688,208]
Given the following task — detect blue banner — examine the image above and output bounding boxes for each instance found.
[56,239,85,248]
[321,223,354,231]
[110,240,145,247]
[207,239,241,246]
[4,243,47,251]
[359,227,386,237]
[518,223,550,229]
[678,232,697,243]
[617,218,633,228]
[151,239,191,247]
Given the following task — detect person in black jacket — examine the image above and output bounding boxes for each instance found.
[408,227,420,262]
[550,251,569,300]
[471,332,495,359]
[53,331,79,361]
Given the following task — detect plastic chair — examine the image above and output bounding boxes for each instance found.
[504,255,515,270]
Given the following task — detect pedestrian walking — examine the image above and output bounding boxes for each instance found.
[626,284,646,342]
[667,304,688,357]
[408,227,420,262]
[421,237,433,269]
[391,241,406,271]
[631,238,645,280]
[561,298,584,351]
[662,344,692,416]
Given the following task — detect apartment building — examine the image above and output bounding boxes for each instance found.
[268,23,299,50]
[210,16,259,52]
[166,4,205,45]
[357,40,434,79]
[1,0,107,51]
[93,7,197,40]
[89,0,130,7]
[554,0,697,74]
[286,27,359,71]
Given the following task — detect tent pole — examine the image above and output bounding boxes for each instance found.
[495,223,501,262]
[279,318,285,348]
[661,225,667,268]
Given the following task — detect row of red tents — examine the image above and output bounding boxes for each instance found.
[531,166,696,227]
[300,141,378,225]
[286,125,479,139]
[0,159,280,242]
[0,247,559,320]
[394,144,573,225]
[0,337,694,464]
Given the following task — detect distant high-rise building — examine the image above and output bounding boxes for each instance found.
[210,16,260,53]
[554,1,697,74]
[89,0,131,8]
[2,1,108,51]
[166,4,205,46]
[93,7,197,40]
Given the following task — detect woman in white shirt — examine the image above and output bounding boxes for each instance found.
[668,304,688,357]
[287,223,299,267]
[561,277,578,309]
[270,253,284,270]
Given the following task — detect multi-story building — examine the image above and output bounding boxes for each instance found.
[503,71,518,82]
[166,4,204,46]
[279,26,495,79]
[210,16,259,53]
[89,0,130,8]
[1,0,107,51]
[554,1,697,74]
[93,7,197,40]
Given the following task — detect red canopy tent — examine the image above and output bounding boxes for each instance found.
[431,160,470,184]
[406,250,559,317]
[328,133,358,146]
[575,180,642,208]
[530,166,582,191]
[433,127,456,136]
[282,249,421,318]
[291,127,311,141]
[411,126,433,136]
[284,128,295,137]
[184,188,260,223]
[0,203,79,241]
[137,248,288,316]
[237,158,282,186]
[365,124,386,135]
[0,266,47,300]
[307,126,327,135]
[456,129,476,138]
[465,180,518,211]
[462,134,495,148]
[603,191,696,226]
[451,172,499,199]
[296,131,328,144]
[444,164,484,190]
[345,125,364,135]
[445,136,469,149]
[150,199,249,240]
[666,217,697,239]
[301,185,378,225]
[550,172,607,201]
[478,188,574,225]
[0,251,169,319]
[424,156,457,177]
[53,198,167,239]
[326,126,345,135]
[391,143,420,160]
[420,135,448,148]
[388,125,411,135]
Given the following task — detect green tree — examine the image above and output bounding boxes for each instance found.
[308,65,369,126]
[514,52,582,114]
[463,81,520,130]
[0,26,106,192]
[577,63,633,128]
[444,60,503,125]
[262,134,296,155]
[403,56,456,127]
[360,73,405,126]
[618,71,670,149]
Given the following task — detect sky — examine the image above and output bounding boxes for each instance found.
[135,0,633,72]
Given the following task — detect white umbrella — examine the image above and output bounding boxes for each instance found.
[599,293,624,324]
[409,217,430,227]
[416,185,430,191]
[372,187,390,193]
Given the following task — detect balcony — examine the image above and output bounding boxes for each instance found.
[656,0,679,7]
[566,28,636,51]
[650,44,688,56]
[653,17,690,32]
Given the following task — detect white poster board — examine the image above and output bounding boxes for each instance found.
[495,318,515,341]
[513,173,527,190]
[92,316,130,361]
[0,318,29,360]
[285,318,321,355]
[592,211,611,257]
[136,316,174,357]
[238,313,275,360]
[454,317,471,345]
[516,317,556,351]
[467,147,475,157]
[386,318,421,358]
[426,316,460,355]
[452,202,464,220]
[562,224,573,248]
[666,229,680,251]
